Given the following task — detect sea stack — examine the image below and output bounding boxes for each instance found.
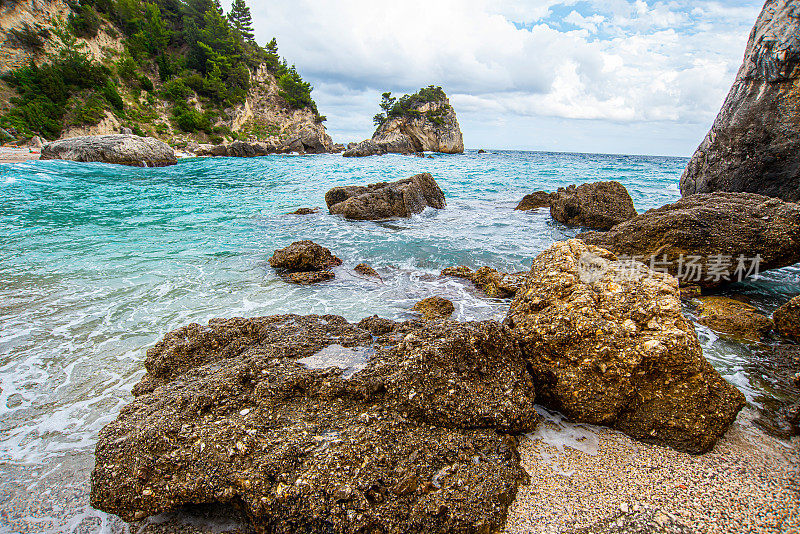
[680,0,800,202]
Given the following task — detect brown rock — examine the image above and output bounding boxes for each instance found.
[269,241,342,272]
[441,266,527,299]
[282,270,335,285]
[696,297,773,342]
[412,296,455,321]
[550,181,637,230]
[325,173,445,220]
[580,192,800,289]
[515,191,553,211]
[505,239,745,453]
[774,295,800,340]
[92,315,535,532]
[288,207,320,215]
[354,263,380,278]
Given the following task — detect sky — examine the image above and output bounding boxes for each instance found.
[226,0,765,156]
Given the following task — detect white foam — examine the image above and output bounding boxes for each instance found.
[297,344,373,378]
[527,406,600,477]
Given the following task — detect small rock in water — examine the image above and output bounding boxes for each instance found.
[288,207,320,215]
[412,296,455,321]
[354,263,380,278]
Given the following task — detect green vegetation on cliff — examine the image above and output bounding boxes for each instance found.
[372,85,448,127]
[0,0,320,140]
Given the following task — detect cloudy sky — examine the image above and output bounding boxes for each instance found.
[229,0,764,156]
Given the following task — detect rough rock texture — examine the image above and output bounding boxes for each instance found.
[773,295,800,340]
[343,97,463,157]
[505,240,746,453]
[92,315,535,531]
[680,0,800,202]
[412,297,455,321]
[269,241,342,272]
[515,192,553,211]
[695,297,773,342]
[40,134,177,167]
[441,266,527,299]
[325,173,445,220]
[288,208,320,215]
[749,344,800,437]
[580,192,800,289]
[354,263,380,278]
[550,182,637,230]
[283,270,335,285]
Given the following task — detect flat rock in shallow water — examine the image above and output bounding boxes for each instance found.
[325,173,445,220]
[505,240,745,453]
[579,192,800,289]
[696,297,773,342]
[41,134,177,167]
[93,315,535,531]
[412,296,455,321]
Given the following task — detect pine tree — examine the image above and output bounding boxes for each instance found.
[227,0,254,42]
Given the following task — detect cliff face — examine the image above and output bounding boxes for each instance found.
[344,92,464,157]
[680,0,800,202]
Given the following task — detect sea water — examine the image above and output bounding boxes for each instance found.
[0,150,797,532]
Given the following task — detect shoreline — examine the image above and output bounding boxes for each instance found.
[0,147,40,163]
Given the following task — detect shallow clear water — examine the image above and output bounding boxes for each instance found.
[0,150,798,532]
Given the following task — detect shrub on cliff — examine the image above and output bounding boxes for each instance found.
[373,85,449,127]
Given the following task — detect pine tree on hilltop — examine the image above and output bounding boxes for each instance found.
[228,0,255,42]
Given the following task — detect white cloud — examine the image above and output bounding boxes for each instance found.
[225,0,764,154]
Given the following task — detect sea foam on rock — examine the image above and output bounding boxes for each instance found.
[41,134,177,167]
[325,173,445,220]
[505,240,745,454]
[92,315,535,532]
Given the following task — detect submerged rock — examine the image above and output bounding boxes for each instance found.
[92,315,535,531]
[774,295,800,340]
[696,297,773,342]
[325,173,445,220]
[412,296,455,321]
[354,263,380,278]
[441,266,527,299]
[269,241,342,272]
[505,240,745,453]
[41,134,177,167]
[288,207,320,215]
[580,192,800,289]
[680,0,800,202]
[549,181,637,231]
[283,270,335,285]
[515,191,553,211]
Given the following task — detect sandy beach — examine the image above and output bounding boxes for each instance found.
[0,147,40,163]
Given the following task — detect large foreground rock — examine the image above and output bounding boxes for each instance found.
[505,240,745,453]
[680,0,800,202]
[580,192,800,289]
[774,295,800,340]
[326,173,445,220]
[41,135,177,167]
[550,181,637,231]
[92,315,535,531]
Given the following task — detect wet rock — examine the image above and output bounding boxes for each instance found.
[773,295,800,340]
[41,134,177,167]
[505,239,746,453]
[282,270,334,285]
[550,181,637,231]
[680,0,800,202]
[92,315,534,532]
[695,297,773,342]
[287,207,320,215]
[357,315,399,336]
[441,266,527,299]
[412,296,455,321]
[354,263,380,278]
[680,286,702,301]
[341,139,387,157]
[477,149,486,154]
[749,344,800,437]
[325,173,445,220]
[515,191,553,211]
[269,241,342,272]
[580,192,800,289]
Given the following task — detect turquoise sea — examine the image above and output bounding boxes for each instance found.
[1,151,798,532]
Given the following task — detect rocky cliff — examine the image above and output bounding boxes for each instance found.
[680,0,800,202]
[344,87,464,157]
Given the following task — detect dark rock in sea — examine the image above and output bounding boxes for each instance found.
[441,266,527,299]
[515,191,553,211]
[269,241,342,272]
[325,173,445,220]
[477,149,486,154]
[40,134,177,167]
[354,263,380,278]
[288,207,320,215]
[281,270,334,285]
[505,240,746,453]
[695,297,773,342]
[680,0,800,202]
[549,181,637,230]
[579,192,800,289]
[92,314,534,531]
[773,295,800,340]
[412,296,455,321]
[341,139,388,158]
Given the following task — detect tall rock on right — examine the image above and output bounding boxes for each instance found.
[505,240,745,454]
[680,0,800,202]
